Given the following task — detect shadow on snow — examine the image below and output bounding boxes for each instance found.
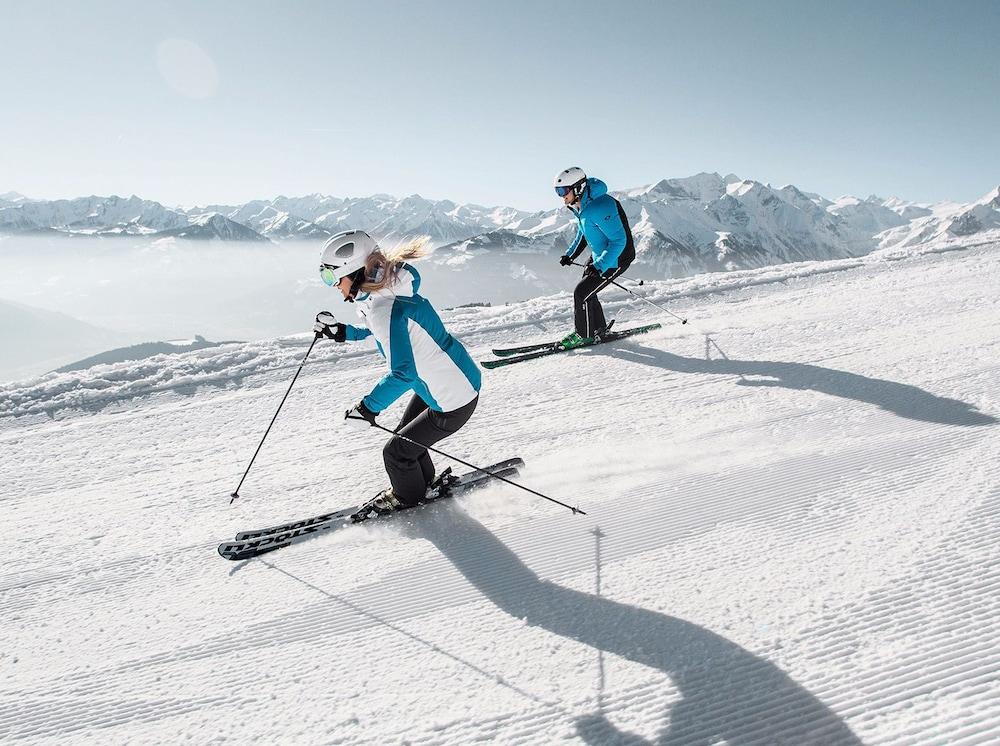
[596,340,996,427]
[409,505,863,745]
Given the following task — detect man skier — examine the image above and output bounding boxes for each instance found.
[554,167,636,349]
[314,229,482,518]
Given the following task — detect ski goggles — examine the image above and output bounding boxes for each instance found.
[319,264,339,286]
[554,185,574,197]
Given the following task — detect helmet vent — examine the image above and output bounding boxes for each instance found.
[335,243,355,258]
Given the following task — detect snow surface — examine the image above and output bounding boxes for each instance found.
[2,237,999,744]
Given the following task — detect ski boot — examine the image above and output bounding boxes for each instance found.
[558,331,594,350]
[426,467,458,501]
[351,488,404,523]
[595,319,615,341]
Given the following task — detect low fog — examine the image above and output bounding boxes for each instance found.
[0,236,569,381]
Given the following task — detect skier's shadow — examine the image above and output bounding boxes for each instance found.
[413,505,862,745]
[595,341,996,427]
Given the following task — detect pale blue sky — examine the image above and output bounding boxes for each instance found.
[1,0,997,210]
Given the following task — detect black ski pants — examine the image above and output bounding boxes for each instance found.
[383,393,478,506]
[574,253,633,337]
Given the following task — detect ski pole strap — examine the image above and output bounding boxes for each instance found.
[348,416,586,515]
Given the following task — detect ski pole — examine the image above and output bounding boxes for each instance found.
[348,415,586,515]
[230,333,321,504]
[573,261,688,325]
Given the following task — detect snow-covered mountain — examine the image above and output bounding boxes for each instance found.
[421,174,996,298]
[275,193,529,246]
[435,174,999,279]
[185,193,529,245]
[154,212,270,242]
[0,195,269,242]
[0,190,32,206]
[0,191,526,244]
[871,187,1000,250]
[0,195,188,235]
[4,179,998,277]
[825,194,930,237]
[211,201,334,241]
[947,186,1000,236]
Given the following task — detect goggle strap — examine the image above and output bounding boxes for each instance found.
[348,269,366,298]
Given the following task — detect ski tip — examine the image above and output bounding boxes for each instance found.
[218,544,260,561]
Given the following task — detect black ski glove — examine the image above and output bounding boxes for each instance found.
[582,261,600,279]
[314,311,347,342]
[559,255,573,267]
[345,400,378,427]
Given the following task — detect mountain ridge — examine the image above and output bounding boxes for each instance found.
[2,176,997,277]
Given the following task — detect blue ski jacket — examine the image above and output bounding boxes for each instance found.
[341,264,482,414]
[563,178,632,273]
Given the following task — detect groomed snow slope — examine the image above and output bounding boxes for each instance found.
[2,239,999,744]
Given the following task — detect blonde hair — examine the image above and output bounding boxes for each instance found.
[360,236,430,293]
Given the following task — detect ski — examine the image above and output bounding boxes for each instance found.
[482,324,661,369]
[219,466,520,561]
[492,339,563,357]
[491,321,616,357]
[219,461,523,561]
[233,457,524,541]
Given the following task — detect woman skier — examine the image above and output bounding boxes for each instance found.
[314,229,482,516]
[554,167,636,349]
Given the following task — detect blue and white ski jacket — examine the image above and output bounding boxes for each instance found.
[563,177,631,273]
[342,264,482,413]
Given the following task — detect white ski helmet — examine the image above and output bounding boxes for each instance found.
[553,167,587,199]
[319,230,379,286]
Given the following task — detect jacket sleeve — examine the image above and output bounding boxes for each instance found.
[362,304,415,412]
[591,200,629,272]
[565,224,589,261]
[344,324,372,341]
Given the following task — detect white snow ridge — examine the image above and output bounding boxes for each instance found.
[2,237,1000,744]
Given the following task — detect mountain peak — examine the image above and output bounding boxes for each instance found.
[977,185,1000,207]
[726,179,761,198]
[642,173,727,202]
[190,211,220,224]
